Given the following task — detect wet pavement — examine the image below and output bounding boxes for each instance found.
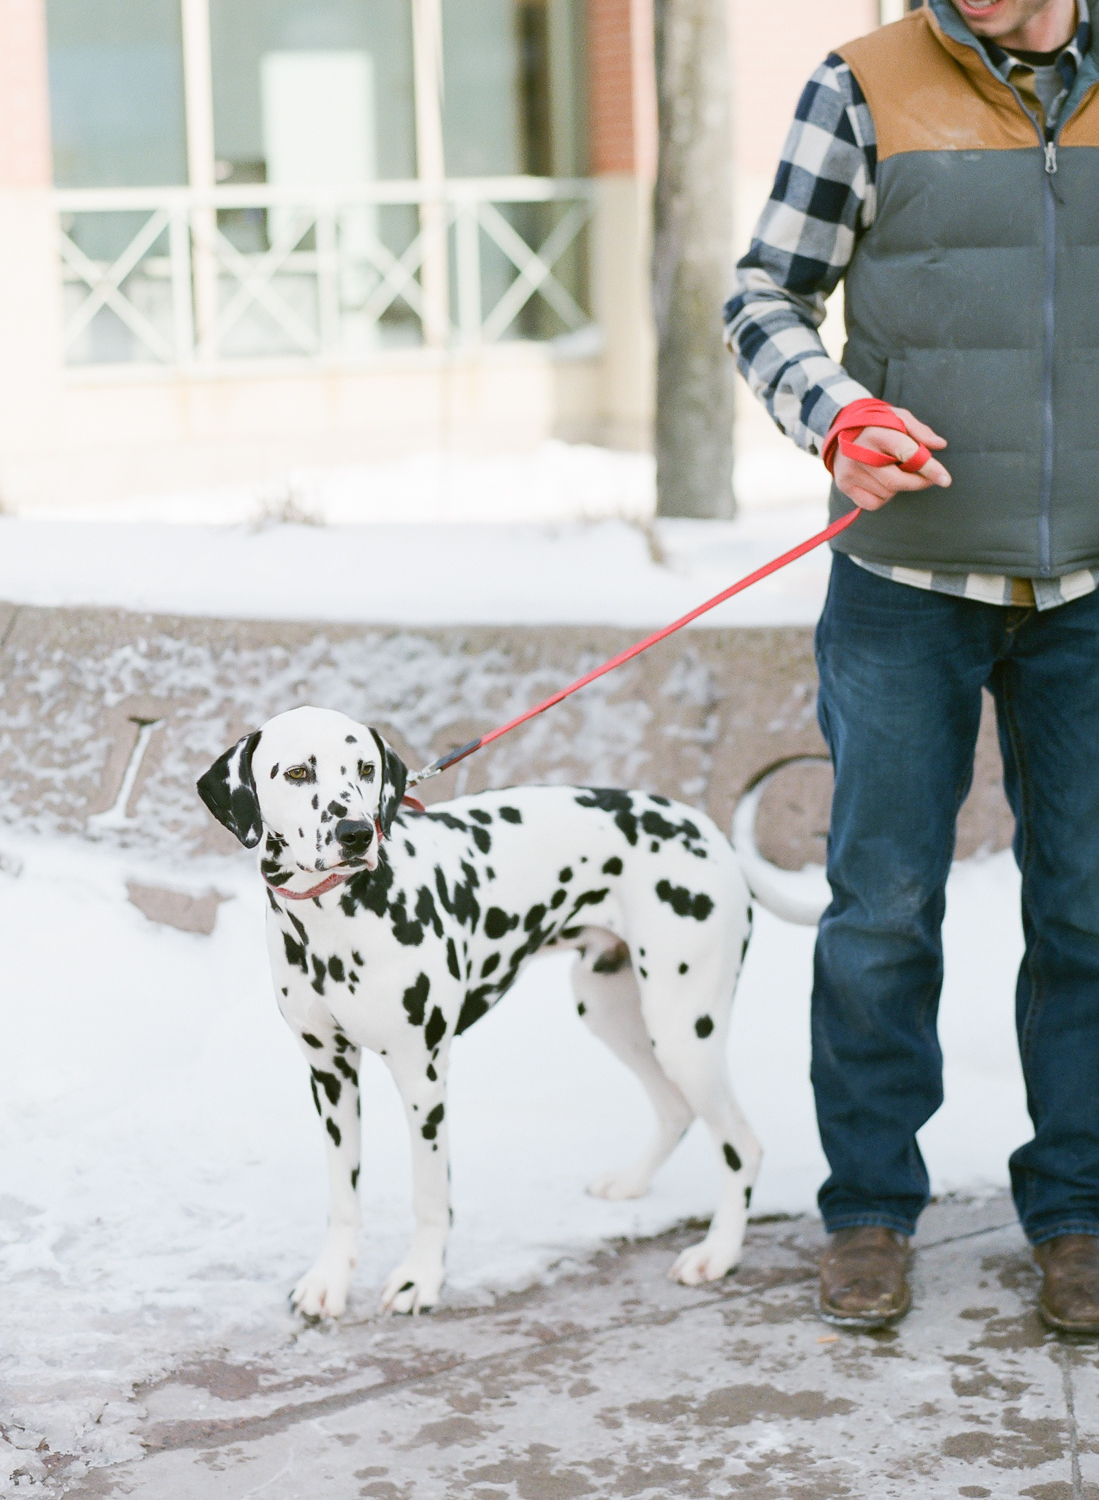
[68,1192,1099,1499]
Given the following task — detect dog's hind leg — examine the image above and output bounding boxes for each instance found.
[378,1039,453,1315]
[288,1026,362,1319]
[635,954,760,1286]
[572,939,695,1201]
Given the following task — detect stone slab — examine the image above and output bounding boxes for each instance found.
[62,1193,1098,1500]
[0,603,1013,868]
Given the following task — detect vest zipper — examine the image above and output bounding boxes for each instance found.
[997,67,1059,576]
[1040,137,1057,574]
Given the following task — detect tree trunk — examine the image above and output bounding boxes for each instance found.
[652,0,736,519]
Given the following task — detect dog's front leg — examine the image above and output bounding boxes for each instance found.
[288,1028,362,1319]
[379,1044,451,1314]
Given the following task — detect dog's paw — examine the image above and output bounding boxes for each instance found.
[668,1236,740,1286]
[380,1258,444,1315]
[587,1167,649,1201]
[290,1252,354,1320]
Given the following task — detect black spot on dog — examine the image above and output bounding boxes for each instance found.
[575,788,637,845]
[639,966,648,978]
[334,1033,352,1053]
[469,808,492,825]
[498,806,522,824]
[723,1142,742,1172]
[352,949,363,966]
[389,891,425,946]
[470,825,491,854]
[650,794,670,806]
[745,1185,752,1207]
[328,800,347,818]
[577,1000,587,1016]
[283,931,308,972]
[420,1103,445,1140]
[434,864,481,931]
[415,886,443,939]
[592,941,630,974]
[572,887,609,912]
[650,841,660,853]
[695,1015,714,1038]
[345,735,357,743]
[310,1076,321,1114]
[326,1118,342,1147]
[678,962,689,974]
[311,955,327,994]
[602,856,623,876]
[328,955,345,983]
[481,952,500,977]
[427,810,468,832]
[559,866,573,883]
[484,906,517,940]
[550,888,567,908]
[446,938,461,980]
[405,840,416,856]
[403,973,430,1026]
[655,880,714,921]
[334,1054,358,1084]
[741,935,750,961]
[426,1064,437,1081]
[270,763,280,779]
[524,903,547,932]
[425,1006,447,1050]
[456,986,493,1034]
[301,1032,323,1049]
[312,1067,341,1106]
[640,810,679,842]
[351,1166,359,1188]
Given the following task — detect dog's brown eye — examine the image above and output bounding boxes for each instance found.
[358,761,375,782]
[285,766,309,782]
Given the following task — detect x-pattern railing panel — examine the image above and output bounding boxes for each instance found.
[58,208,177,362]
[53,178,596,370]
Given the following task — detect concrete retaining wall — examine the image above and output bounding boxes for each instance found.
[0,601,1013,867]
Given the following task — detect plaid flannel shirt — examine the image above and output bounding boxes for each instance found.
[724,3,1096,611]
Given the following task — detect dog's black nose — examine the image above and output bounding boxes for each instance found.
[336,819,374,856]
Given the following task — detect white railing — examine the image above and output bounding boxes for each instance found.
[53,177,597,370]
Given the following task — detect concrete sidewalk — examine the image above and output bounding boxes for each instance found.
[70,1193,1098,1500]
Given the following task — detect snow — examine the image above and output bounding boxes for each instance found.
[0,442,834,628]
[0,441,1032,1486]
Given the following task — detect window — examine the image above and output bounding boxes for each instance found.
[47,0,187,187]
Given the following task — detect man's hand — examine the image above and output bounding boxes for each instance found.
[833,408,951,511]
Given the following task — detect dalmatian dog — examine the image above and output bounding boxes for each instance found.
[198,705,767,1318]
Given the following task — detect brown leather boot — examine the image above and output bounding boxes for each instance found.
[819,1226,912,1329]
[1035,1235,1099,1334]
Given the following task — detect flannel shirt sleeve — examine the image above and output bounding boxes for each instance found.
[724,53,878,456]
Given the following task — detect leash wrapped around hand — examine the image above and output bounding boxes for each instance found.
[407,507,863,788]
[821,397,932,476]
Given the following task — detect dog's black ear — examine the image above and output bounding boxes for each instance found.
[370,728,408,838]
[197,730,264,848]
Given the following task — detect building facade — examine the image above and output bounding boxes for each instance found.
[0,0,884,510]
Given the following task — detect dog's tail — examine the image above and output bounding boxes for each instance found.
[731,760,831,927]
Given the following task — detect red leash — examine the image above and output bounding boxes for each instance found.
[407,507,861,787]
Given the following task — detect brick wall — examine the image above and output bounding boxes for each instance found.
[0,0,51,189]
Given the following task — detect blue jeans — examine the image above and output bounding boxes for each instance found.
[814,552,1099,1245]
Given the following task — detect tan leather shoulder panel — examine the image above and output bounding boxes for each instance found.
[1061,83,1099,146]
[838,8,1038,159]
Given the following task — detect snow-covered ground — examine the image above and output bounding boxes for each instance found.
[0,441,1032,1487]
[0,832,1027,1486]
[0,441,833,628]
